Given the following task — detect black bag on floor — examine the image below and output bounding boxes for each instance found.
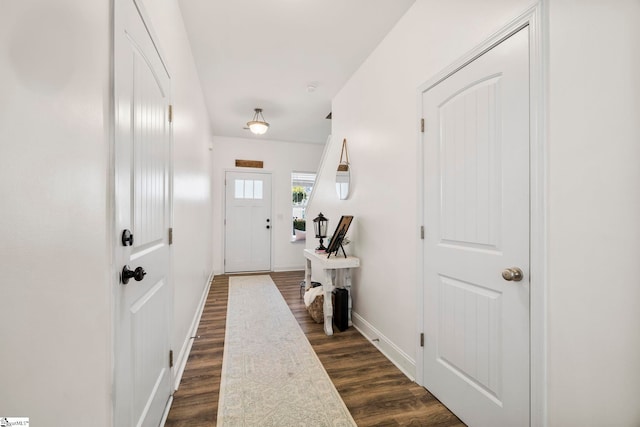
[332,288,348,332]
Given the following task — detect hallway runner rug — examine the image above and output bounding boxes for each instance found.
[217,275,356,426]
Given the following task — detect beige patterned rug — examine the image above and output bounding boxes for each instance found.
[217,275,356,426]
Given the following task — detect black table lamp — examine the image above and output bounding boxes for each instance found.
[313,213,328,251]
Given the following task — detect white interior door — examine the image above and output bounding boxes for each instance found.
[422,27,530,426]
[225,171,272,273]
[114,0,173,425]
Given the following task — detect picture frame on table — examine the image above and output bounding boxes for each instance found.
[325,215,353,258]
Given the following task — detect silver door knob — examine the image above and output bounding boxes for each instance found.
[502,267,523,282]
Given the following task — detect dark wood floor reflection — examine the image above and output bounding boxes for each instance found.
[165,271,464,426]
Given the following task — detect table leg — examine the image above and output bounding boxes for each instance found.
[344,267,353,326]
[305,258,312,291]
[323,268,334,336]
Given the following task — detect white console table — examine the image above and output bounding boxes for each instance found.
[303,248,360,336]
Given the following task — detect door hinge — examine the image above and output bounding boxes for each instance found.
[420,226,424,239]
[169,350,174,368]
[420,118,425,133]
[168,227,173,245]
[420,333,425,347]
[168,104,173,123]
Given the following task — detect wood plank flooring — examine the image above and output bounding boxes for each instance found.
[165,271,464,426]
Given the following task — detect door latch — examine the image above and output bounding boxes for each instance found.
[121,229,134,246]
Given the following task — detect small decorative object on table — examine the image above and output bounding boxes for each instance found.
[313,212,329,252]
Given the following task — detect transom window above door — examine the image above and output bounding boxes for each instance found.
[234,179,263,199]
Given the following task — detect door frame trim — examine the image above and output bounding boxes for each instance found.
[415,4,547,426]
[222,169,274,273]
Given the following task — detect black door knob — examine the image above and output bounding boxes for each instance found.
[266,225,270,229]
[121,265,146,284]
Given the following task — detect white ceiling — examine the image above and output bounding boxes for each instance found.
[178,0,416,144]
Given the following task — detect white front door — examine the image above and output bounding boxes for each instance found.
[225,171,272,273]
[422,27,530,426]
[114,0,173,425]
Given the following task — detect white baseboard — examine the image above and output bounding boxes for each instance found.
[172,271,214,391]
[216,267,305,274]
[160,395,173,426]
[352,311,416,381]
[273,265,305,272]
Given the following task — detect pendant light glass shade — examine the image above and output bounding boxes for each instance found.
[247,108,270,135]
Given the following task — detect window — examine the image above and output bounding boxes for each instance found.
[291,172,316,240]
[234,179,263,199]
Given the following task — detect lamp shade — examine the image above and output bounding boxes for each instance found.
[247,121,269,135]
[247,108,269,135]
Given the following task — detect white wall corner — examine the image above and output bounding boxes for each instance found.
[304,134,332,211]
[352,312,416,381]
[172,271,214,391]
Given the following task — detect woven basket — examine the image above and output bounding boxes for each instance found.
[307,294,324,323]
[306,288,336,324]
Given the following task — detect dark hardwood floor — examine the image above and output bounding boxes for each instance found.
[165,271,464,426]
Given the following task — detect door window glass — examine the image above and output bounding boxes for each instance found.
[234,179,263,199]
[254,180,263,199]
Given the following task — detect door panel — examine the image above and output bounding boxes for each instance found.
[437,275,502,402]
[422,27,530,427]
[133,48,168,247]
[440,76,501,250]
[114,0,172,425]
[225,171,272,273]
[131,279,170,424]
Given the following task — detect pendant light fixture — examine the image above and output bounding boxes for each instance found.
[247,108,270,135]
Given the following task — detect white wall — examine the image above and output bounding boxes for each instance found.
[547,1,640,425]
[312,0,640,424]
[0,0,213,424]
[310,0,534,377]
[141,0,214,386]
[211,136,324,273]
[0,0,112,423]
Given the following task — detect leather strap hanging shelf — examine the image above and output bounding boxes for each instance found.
[337,138,349,171]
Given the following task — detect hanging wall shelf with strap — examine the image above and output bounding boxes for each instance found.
[336,138,350,199]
